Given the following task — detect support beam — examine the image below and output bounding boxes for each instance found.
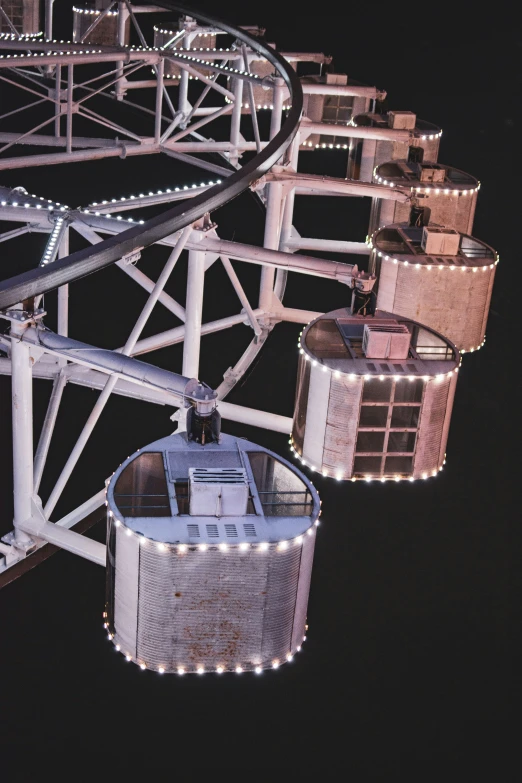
[44,227,192,518]
[259,180,284,310]
[220,256,262,336]
[10,319,34,543]
[182,243,206,378]
[129,309,264,357]
[72,223,186,321]
[18,517,106,566]
[33,372,66,493]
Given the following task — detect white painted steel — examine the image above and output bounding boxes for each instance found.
[182,243,206,378]
[18,517,106,566]
[10,322,34,541]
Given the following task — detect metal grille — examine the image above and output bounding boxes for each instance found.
[413,376,452,475]
[128,544,309,672]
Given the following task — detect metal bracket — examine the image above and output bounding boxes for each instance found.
[120,247,143,266]
[193,213,217,233]
[0,307,46,324]
[1,530,37,556]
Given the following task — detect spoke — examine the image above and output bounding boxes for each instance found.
[169,104,233,145]
[0,71,58,104]
[74,61,148,106]
[166,56,235,101]
[76,105,144,142]
[241,45,262,153]
[43,225,193,519]
[0,97,47,121]
[0,115,56,156]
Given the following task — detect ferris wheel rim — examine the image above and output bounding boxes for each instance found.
[0,1,303,310]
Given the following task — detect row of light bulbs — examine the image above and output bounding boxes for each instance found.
[0,31,43,39]
[89,181,222,209]
[373,171,481,196]
[0,198,66,211]
[225,97,291,111]
[154,27,217,39]
[103,622,307,675]
[350,121,443,142]
[72,6,118,15]
[461,336,487,354]
[368,240,499,273]
[298,346,460,381]
[0,197,145,225]
[41,218,64,266]
[0,49,103,59]
[288,437,446,482]
[110,513,318,550]
[162,50,263,79]
[301,141,350,150]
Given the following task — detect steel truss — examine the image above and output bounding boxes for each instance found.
[0,2,409,576]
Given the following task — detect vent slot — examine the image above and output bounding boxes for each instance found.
[187,524,200,537]
[224,524,238,538]
[407,363,418,372]
[393,363,404,372]
[366,362,377,371]
[243,523,257,537]
[379,363,390,372]
[206,524,219,538]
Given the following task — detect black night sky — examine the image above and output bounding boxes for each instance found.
[0,0,520,775]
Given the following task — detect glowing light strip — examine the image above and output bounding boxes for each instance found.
[0,32,44,40]
[103,612,308,675]
[288,435,447,482]
[373,170,481,195]
[154,26,218,39]
[88,180,222,210]
[367,234,499,272]
[0,198,144,231]
[350,120,442,141]
[297,330,460,380]
[109,512,316,551]
[0,49,103,59]
[73,6,118,16]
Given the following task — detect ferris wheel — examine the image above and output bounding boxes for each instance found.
[0,2,497,674]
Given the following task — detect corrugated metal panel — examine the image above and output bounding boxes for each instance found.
[438,372,458,466]
[302,364,331,467]
[261,546,303,664]
[133,545,307,671]
[385,261,493,351]
[479,267,496,343]
[322,376,363,475]
[113,525,140,658]
[137,548,266,670]
[375,256,399,313]
[413,377,451,476]
[292,356,311,453]
[291,534,316,650]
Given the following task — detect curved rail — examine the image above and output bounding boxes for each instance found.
[0,2,303,310]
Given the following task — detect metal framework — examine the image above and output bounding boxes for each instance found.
[0,2,427,577]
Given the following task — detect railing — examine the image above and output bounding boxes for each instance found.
[114,492,171,517]
[257,490,314,517]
